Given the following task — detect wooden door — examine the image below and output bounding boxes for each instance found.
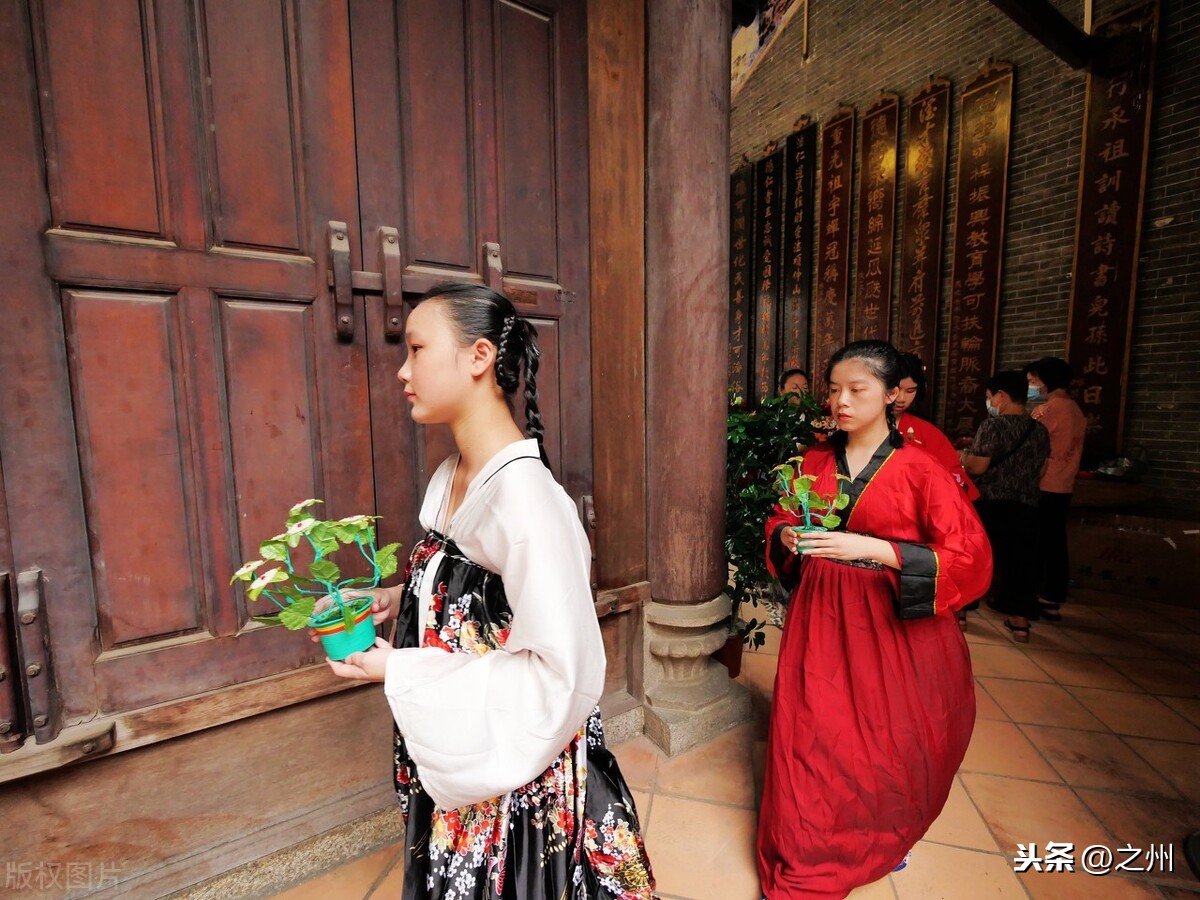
[0,0,383,734]
[0,0,595,761]
[351,0,593,508]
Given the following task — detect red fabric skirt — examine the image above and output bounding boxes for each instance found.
[756,557,975,899]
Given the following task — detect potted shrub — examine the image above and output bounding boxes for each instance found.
[230,499,401,660]
[722,389,830,673]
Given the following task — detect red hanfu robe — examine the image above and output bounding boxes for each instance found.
[757,439,992,899]
[897,411,980,502]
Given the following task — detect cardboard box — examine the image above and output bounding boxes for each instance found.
[1068,514,1200,608]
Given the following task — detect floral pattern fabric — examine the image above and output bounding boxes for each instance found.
[392,531,656,899]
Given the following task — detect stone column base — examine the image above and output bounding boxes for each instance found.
[643,594,752,756]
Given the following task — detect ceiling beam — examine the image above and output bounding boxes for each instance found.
[986,0,1096,69]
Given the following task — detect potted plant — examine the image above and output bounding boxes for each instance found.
[771,455,851,533]
[722,389,828,673]
[230,498,401,660]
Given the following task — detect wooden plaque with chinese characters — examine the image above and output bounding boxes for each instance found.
[781,122,816,372]
[942,63,1014,440]
[897,79,951,390]
[1066,1,1159,457]
[812,108,855,388]
[752,150,785,403]
[728,165,756,399]
[852,94,899,342]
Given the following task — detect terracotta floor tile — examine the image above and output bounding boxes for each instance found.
[981,678,1108,731]
[1018,870,1163,899]
[367,855,405,898]
[1161,695,1200,728]
[960,773,1114,856]
[640,795,760,900]
[1065,628,1171,659]
[1097,604,1186,634]
[1023,622,1091,653]
[610,735,662,792]
[272,844,401,900]
[757,623,784,656]
[1020,725,1178,797]
[1023,650,1141,692]
[1101,656,1200,697]
[846,874,899,898]
[1057,603,1124,629]
[922,775,999,851]
[1075,788,1200,887]
[1139,632,1200,665]
[1068,687,1200,742]
[964,614,1019,647]
[1141,602,1200,634]
[968,644,1054,681]
[631,789,652,827]
[1159,887,1200,900]
[735,649,779,700]
[891,841,1025,899]
[960,718,1062,782]
[1124,737,1200,803]
[974,679,1009,721]
[654,722,757,808]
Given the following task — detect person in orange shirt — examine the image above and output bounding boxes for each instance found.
[1024,357,1087,620]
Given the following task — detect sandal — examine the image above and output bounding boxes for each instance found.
[1037,599,1063,622]
[1003,619,1031,643]
[956,611,968,630]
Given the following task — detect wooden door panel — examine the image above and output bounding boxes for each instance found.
[35,0,168,236]
[198,0,306,252]
[497,1,558,282]
[398,0,478,273]
[63,289,206,648]
[221,298,324,604]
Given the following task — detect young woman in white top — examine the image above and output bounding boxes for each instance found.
[323,283,655,899]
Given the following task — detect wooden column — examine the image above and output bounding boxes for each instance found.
[645,0,749,755]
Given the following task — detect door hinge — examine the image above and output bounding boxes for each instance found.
[16,568,61,744]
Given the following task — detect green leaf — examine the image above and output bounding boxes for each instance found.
[342,603,356,632]
[309,558,341,584]
[833,493,850,510]
[820,513,842,529]
[259,540,289,562]
[251,614,283,626]
[279,597,316,630]
[375,542,401,580]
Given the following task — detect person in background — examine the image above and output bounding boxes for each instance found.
[1024,357,1087,621]
[777,367,810,400]
[893,353,980,503]
[759,341,991,897]
[960,371,1050,642]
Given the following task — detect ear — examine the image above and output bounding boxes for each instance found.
[885,385,900,406]
[467,337,496,377]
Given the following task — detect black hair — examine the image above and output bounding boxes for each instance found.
[417,282,549,467]
[986,370,1029,404]
[825,340,905,449]
[896,352,928,406]
[1023,356,1073,393]
[777,368,810,392]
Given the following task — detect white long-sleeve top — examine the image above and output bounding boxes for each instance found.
[383,439,605,810]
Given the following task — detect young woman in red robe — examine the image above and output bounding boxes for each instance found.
[894,352,979,502]
[757,341,992,899]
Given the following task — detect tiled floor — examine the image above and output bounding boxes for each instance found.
[271,588,1200,899]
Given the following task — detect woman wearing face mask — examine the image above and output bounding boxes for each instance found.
[1023,357,1087,621]
[960,371,1050,641]
[758,341,992,898]
[893,353,979,503]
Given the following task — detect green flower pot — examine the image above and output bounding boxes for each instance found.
[309,599,376,661]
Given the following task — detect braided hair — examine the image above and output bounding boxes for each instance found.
[416,282,550,467]
[824,340,905,450]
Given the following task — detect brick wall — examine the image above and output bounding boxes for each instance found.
[731,0,1200,512]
